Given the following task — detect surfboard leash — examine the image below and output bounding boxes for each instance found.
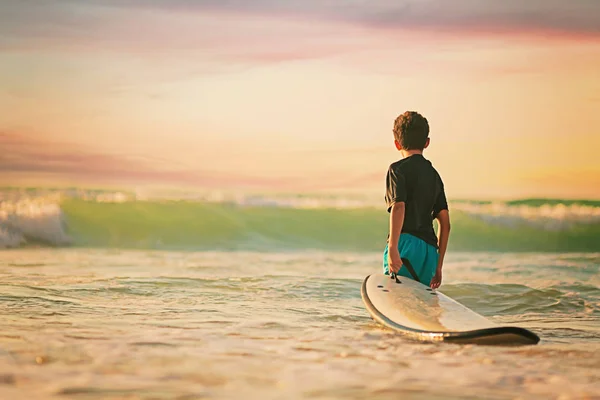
[390,258,421,283]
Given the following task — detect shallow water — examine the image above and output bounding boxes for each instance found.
[0,249,598,399]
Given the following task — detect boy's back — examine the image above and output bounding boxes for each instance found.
[386,154,447,248]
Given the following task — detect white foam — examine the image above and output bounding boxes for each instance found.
[134,188,383,209]
[0,198,71,248]
[206,194,600,231]
[0,226,23,248]
[453,202,600,230]
[95,192,130,203]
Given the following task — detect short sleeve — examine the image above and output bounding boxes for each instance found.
[385,166,406,212]
[433,178,448,218]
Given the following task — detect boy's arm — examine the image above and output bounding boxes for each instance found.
[431,209,450,289]
[388,202,405,273]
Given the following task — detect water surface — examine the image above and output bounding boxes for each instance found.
[0,249,598,399]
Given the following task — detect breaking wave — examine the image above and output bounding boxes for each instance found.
[1,189,599,252]
[0,198,71,248]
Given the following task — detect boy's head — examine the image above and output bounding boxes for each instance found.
[393,111,430,151]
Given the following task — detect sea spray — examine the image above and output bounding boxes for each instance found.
[0,198,71,248]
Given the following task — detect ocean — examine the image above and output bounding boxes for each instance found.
[0,189,599,399]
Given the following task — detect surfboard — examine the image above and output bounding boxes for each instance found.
[361,274,540,345]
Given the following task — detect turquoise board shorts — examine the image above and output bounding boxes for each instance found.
[383,233,439,285]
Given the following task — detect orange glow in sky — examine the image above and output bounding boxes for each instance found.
[1,1,600,199]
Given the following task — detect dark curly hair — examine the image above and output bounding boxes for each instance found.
[393,111,430,150]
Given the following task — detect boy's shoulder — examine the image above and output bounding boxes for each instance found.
[388,155,444,181]
[388,155,432,172]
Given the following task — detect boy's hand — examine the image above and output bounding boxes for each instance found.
[430,267,442,289]
[388,248,403,274]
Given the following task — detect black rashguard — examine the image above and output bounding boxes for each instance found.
[385,154,448,248]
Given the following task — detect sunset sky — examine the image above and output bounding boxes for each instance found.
[1,0,600,199]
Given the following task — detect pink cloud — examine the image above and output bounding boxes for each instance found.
[1,132,391,192]
[0,132,297,188]
[1,1,598,67]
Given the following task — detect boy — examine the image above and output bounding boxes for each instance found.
[383,111,450,289]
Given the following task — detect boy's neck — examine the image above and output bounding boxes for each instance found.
[400,149,423,158]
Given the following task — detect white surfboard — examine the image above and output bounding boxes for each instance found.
[361,274,540,345]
